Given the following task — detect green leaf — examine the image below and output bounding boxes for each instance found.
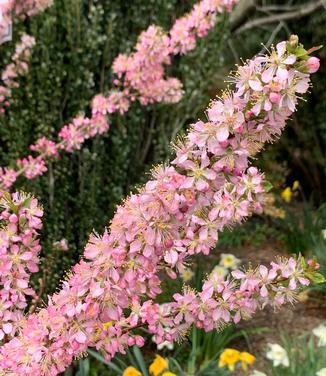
[263,181,273,193]
[132,346,149,376]
[87,349,123,373]
[307,271,326,284]
[76,359,90,376]
[298,253,306,269]
[295,46,308,58]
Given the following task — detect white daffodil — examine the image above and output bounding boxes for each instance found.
[157,340,174,351]
[316,368,326,376]
[219,253,241,270]
[152,329,174,351]
[212,265,229,278]
[313,324,326,347]
[250,371,267,376]
[266,343,289,367]
[321,229,326,240]
[180,268,194,282]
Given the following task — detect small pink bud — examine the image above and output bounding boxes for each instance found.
[219,140,229,147]
[235,124,244,133]
[9,214,18,223]
[127,337,135,346]
[135,336,145,347]
[306,57,320,73]
[164,239,173,248]
[269,92,281,104]
[307,258,320,269]
[247,110,254,119]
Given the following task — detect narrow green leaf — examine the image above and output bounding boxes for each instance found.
[132,346,149,376]
[87,349,123,373]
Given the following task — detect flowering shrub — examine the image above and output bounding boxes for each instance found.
[0,0,237,191]
[0,36,322,375]
[0,33,35,112]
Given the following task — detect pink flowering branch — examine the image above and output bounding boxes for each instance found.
[0,36,321,375]
[0,0,238,190]
[0,33,36,113]
[0,0,53,41]
[0,192,43,341]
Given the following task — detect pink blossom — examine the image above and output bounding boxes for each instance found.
[30,137,58,157]
[0,34,36,113]
[16,156,47,179]
[0,168,17,190]
[0,192,43,340]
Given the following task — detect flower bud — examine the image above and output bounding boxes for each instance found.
[269,92,281,104]
[305,57,320,73]
[9,214,18,223]
[289,35,299,48]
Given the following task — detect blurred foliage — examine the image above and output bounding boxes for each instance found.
[0,0,232,294]
[277,202,326,255]
[217,219,282,249]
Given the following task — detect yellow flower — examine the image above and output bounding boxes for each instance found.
[149,355,169,376]
[218,348,240,371]
[239,351,256,370]
[123,366,142,376]
[292,180,300,191]
[281,187,293,203]
[162,372,177,376]
[102,321,113,331]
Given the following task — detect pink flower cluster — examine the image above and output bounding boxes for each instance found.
[154,255,312,337]
[0,192,43,342]
[16,156,47,180]
[0,0,53,25]
[111,0,237,106]
[0,1,12,42]
[0,0,238,190]
[58,114,109,153]
[12,0,54,17]
[0,37,320,375]
[0,0,52,47]
[112,25,183,106]
[0,34,35,112]
[0,168,16,190]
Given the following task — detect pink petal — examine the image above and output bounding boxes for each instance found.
[75,331,87,344]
